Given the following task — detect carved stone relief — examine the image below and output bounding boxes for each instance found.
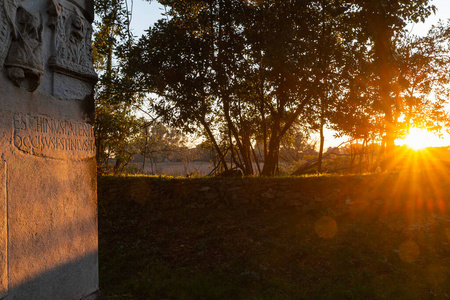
[1,1,96,96]
[5,6,44,92]
[1,1,44,92]
[47,0,97,83]
[0,1,98,298]
[0,0,17,70]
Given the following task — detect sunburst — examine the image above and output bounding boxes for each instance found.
[395,127,441,150]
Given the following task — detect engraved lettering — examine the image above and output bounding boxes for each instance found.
[13,113,95,160]
[14,135,22,148]
[13,114,25,131]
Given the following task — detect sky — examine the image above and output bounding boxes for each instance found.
[128,0,450,36]
[128,0,165,37]
[124,0,450,148]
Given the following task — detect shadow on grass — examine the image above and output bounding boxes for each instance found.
[99,173,450,299]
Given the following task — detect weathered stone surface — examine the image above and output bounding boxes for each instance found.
[0,0,98,299]
[47,0,97,100]
[53,72,94,100]
[0,162,7,299]
[13,113,95,160]
[0,3,13,70]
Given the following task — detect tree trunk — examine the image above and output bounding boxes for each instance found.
[380,84,395,170]
[199,117,228,172]
[251,143,262,175]
[141,132,148,173]
[222,96,253,175]
[373,19,396,171]
[149,154,154,174]
[262,139,280,176]
[261,93,312,176]
[262,117,281,176]
[318,117,325,174]
[240,124,254,175]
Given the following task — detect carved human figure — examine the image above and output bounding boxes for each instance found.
[4,6,44,92]
[0,0,18,69]
[47,0,97,86]
[66,12,84,64]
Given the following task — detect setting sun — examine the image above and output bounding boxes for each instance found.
[395,127,445,150]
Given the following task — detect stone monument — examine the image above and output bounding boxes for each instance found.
[0,0,99,299]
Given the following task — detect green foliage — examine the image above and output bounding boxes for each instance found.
[395,22,450,135]
[93,0,146,173]
[347,0,436,157]
[95,102,141,173]
[129,0,365,176]
[93,0,449,176]
[325,0,447,170]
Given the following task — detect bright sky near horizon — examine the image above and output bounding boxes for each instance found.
[124,0,450,149]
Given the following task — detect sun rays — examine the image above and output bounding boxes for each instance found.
[395,127,446,150]
[377,145,450,222]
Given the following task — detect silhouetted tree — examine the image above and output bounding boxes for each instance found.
[124,0,445,175]
[93,0,144,173]
[352,0,436,167]
[130,0,360,176]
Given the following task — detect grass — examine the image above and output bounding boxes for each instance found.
[99,171,450,299]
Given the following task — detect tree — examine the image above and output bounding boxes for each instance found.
[395,22,450,137]
[130,1,231,172]
[301,0,358,173]
[95,103,142,173]
[351,0,436,167]
[130,0,356,176]
[93,0,145,173]
[325,1,447,171]
[139,121,185,174]
[122,0,445,176]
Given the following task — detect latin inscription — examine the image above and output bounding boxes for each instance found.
[13,113,95,160]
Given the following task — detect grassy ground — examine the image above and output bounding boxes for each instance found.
[99,171,450,299]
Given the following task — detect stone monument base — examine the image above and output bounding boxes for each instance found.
[0,0,99,298]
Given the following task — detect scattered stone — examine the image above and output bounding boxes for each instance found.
[199,186,211,192]
[261,188,276,199]
[217,169,244,178]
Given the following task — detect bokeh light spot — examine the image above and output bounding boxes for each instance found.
[398,240,420,263]
[314,216,337,239]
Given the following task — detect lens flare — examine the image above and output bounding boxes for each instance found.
[314,216,337,239]
[395,127,442,150]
